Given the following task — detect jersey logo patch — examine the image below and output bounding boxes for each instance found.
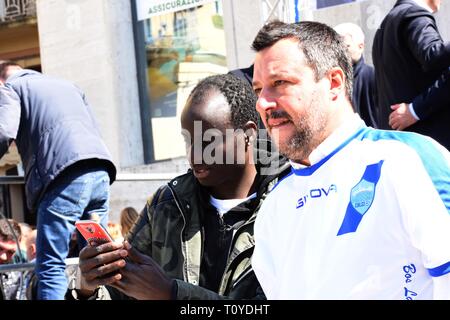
[337,160,384,236]
[350,179,375,215]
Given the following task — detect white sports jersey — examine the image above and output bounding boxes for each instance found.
[253,114,450,299]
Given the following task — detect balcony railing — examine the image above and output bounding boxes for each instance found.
[0,0,36,24]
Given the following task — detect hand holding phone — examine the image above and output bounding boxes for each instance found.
[75,220,113,246]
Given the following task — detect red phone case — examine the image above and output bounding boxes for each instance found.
[75,220,113,245]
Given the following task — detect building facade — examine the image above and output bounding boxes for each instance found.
[1,0,449,222]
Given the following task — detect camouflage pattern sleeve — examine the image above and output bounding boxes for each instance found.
[127,185,167,255]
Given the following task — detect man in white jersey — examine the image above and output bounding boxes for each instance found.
[251,20,450,299]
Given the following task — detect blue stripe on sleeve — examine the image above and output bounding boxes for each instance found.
[361,129,450,214]
[428,261,450,277]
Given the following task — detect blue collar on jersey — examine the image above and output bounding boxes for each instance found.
[291,126,368,176]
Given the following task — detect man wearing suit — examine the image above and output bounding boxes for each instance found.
[389,68,450,135]
[372,0,450,150]
[334,22,378,128]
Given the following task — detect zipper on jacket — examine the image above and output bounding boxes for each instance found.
[231,264,253,289]
[219,215,256,292]
[218,213,233,247]
[168,183,189,282]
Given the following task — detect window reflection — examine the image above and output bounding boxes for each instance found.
[142,1,227,161]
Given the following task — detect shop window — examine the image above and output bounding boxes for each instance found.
[133,0,227,163]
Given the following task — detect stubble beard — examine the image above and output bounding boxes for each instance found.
[277,100,328,163]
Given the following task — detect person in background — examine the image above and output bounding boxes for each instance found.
[25,229,37,262]
[0,61,117,300]
[334,22,378,128]
[372,0,450,150]
[389,67,450,146]
[24,229,38,300]
[0,219,21,265]
[251,20,450,299]
[107,222,123,243]
[0,218,26,300]
[229,64,254,87]
[76,73,289,300]
[67,230,80,258]
[119,207,139,239]
[17,222,32,262]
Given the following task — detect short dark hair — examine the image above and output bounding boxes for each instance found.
[0,60,21,81]
[252,20,353,99]
[0,219,21,242]
[187,73,259,130]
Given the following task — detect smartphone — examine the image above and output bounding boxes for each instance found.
[75,220,113,246]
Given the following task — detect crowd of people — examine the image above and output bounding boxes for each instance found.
[0,0,450,300]
[0,219,35,299]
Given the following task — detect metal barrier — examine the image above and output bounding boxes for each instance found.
[0,172,178,299]
[0,175,25,184]
[0,258,78,273]
[0,172,179,184]
[0,257,80,300]
[0,262,34,272]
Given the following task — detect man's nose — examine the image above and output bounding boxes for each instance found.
[256,91,277,113]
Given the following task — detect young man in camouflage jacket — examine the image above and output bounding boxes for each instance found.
[77,74,289,300]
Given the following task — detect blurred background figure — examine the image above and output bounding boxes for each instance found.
[0,219,20,265]
[229,64,253,87]
[334,22,378,128]
[372,0,450,150]
[67,230,80,258]
[107,222,123,243]
[119,207,139,240]
[388,67,450,135]
[24,229,38,300]
[0,218,26,299]
[0,61,117,300]
[25,229,37,262]
[18,223,32,262]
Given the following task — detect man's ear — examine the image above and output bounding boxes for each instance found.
[327,67,345,101]
[243,121,258,145]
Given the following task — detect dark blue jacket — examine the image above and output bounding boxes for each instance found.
[408,67,450,149]
[229,64,253,87]
[0,70,116,211]
[372,0,450,148]
[412,68,450,121]
[352,57,378,128]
